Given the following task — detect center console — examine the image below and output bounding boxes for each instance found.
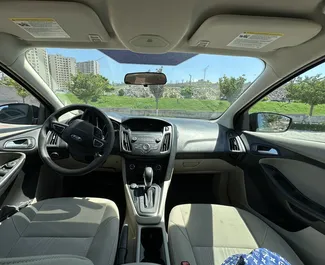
[120,118,176,265]
[121,118,174,220]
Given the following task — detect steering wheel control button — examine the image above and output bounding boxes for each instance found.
[53,124,65,133]
[94,127,103,139]
[71,134,82,142]
[93,139,104,148]
[129,164,136,170]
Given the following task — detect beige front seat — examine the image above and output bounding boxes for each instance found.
[0,197,119,265]
[168,204,303,265]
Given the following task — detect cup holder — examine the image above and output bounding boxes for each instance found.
[141,227,165,265]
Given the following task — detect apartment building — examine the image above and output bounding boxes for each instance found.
[48,54,77,91]
[26,48,51,88]
[77,60,100,75]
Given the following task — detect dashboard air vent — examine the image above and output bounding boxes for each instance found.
[229,137,240,151]
[161,133,171,152]
[48,131,59,146]
[122,131,132,151]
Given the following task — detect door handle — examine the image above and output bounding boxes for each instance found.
[4,137,35,149]
[251,144,279,155]
[257,148,279,155]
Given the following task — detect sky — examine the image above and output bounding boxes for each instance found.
[47,48,325,83]
[47,48,265,84]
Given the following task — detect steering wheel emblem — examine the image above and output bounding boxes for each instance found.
[71,134,82,142]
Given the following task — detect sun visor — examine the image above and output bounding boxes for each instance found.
[0,1,110,43]
[189,15,322,52]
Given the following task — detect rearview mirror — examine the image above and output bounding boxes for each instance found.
[249,112,292,132]
[124,72,167,86]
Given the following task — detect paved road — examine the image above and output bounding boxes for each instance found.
[269,130,325,143]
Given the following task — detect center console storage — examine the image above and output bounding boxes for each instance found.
[136,225,170,265]
[141,228,164,264]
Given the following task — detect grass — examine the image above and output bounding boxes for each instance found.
[57,93,230,112]
[57,93,325,116]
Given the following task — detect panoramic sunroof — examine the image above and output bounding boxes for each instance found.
[99,50,197,66]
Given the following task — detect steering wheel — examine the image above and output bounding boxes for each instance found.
[38,104,115,176]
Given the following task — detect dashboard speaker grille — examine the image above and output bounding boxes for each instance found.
[122,131,132,151]
[161,133,171,152]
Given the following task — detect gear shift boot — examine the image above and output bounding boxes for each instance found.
[128,166,161,216]
[138,184,160,214]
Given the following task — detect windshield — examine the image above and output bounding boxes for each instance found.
[26,48,264,119]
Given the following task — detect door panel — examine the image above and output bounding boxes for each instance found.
[244,131,325,164]
[239,131,325,235]
[0,126,43,206]
[0,127,40,154]
[260,158,325,208]
[0,152,25,197]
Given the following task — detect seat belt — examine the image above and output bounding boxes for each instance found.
[0,200,32,222]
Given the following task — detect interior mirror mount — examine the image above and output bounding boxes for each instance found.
[249,112,292,132]
[124,72,167,86]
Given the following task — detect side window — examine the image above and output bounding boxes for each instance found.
[249,63,325,142]
[0,72,41,125]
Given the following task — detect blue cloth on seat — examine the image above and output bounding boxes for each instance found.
[221,248,291,265]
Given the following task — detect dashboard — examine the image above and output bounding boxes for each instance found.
[65,112,234,156]
[0,112,246,172]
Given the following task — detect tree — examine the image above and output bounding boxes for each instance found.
[3,77,29,103]
[286,74,325,117]
[219,75,246,103]
[181,87,193,98]
[118,89,125,96]
[68,73,113,104]
[149,66,164,115]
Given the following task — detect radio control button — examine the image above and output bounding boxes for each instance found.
[142,143,150,151]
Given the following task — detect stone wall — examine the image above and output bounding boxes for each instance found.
[102,107,325,123]
[102,108,221,119]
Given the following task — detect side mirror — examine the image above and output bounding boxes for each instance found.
[0,103,39,125]
[249,112,292,132]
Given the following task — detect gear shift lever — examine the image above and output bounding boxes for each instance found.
[143,167,154,208]
[143,167,153,188]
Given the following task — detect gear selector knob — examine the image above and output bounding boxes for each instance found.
[143,167,153,188]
